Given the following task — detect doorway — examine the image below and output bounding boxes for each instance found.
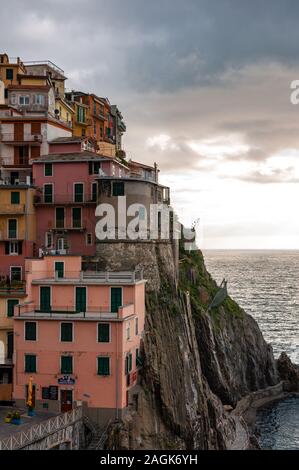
[60,389,73,413]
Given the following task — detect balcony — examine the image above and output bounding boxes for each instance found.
[29,269,144,285]
[0,133,42,144]
[34,194,96,205]
[0,203,25,215]
[15,302,135,321]
[0,281,26,297]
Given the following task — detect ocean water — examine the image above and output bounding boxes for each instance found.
[204,250,299,450]
[204,250,299,364]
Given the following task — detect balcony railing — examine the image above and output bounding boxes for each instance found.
[16,302,135,320]
[0,203,25,214]
[34,194,96,205]
[28,269,144,284]
[0,133,42,143]
[0,281,26,296]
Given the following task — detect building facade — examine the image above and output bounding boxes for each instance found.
[13,255,145,422]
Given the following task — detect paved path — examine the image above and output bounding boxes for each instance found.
[229,415,249,450]
[0,407,58,440]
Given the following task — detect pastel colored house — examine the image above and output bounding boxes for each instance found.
[13,255,145,422]
[32,150,130,257]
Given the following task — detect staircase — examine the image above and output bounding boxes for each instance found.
[83,416,111,450]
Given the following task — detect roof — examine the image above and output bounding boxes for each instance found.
[129,160,157,171]
[33,151,110,163]
[49,136,84,144]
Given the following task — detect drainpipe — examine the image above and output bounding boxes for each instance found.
[115,318,119,421]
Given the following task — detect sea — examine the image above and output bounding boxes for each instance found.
[204,250,299,450]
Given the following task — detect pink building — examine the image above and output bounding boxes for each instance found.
[13,255,145,422]
[32,150,129,257]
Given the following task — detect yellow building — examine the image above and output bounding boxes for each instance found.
[0,53,26,90]
[55,97,74,129]
[70,100,90,137]
[0,184,35,401]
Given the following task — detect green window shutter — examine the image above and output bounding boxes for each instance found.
[25,355,36,373]
[55,208,64,228]
[6,69,13,80]
[55,262,64,279]
[72,207,81,228]
[136,348,139,367]
[112,182,124,196]
[74,183,84,202]
[98,323,110,342]
[11,192,20,204]
[129,353,132,372]
[110,287,122,313]
[8,219,17,238]
[61,356,73,374]
[7,299,19,317]
[40,286,51,312]
[44,184,53,203]
[75,287,86,312]
[92,183,97,202]
[97,357,110,376]
[61,323,73,342]
[45,163,52,176]
[25,322,36,341]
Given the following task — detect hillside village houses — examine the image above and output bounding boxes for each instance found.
[0,52,173,422]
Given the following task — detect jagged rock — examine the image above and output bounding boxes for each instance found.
[277,352,299,391]
[223,405,233,412]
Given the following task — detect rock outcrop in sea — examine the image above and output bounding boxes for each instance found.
[104,242,279,449]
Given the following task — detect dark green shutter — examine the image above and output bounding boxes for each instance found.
[92,183,97,202]
[44,184,53,203]
[61,356,73,374]
[112,182,124,196]
[25,355,36,373]
[8,219,17,238]
[72,207,81,228]
[98,323,110,342]
[61,323,73,342]
[111,287,122,313]
[75,287,86,312]
[40,286,51,312]
[25,322,36,340]
[97,357,110,376]
[55,262,64,279]
[7,299,19,317]
[55,208,64,228]
[11,192,20,204]
[74,183,84,202]
[45,163,52,176]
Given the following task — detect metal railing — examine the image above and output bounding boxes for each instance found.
[34,194,96,204]
[0,133,42,142]
[0,406,82,450]
[26,269,143,283]
[23,60,65,76]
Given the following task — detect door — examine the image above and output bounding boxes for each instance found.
[61,390,72,413]
[40,286,51,312]
[14,122,24,141]
[111,287,122,313]
[55,262,64,279]
[75,287,86,313]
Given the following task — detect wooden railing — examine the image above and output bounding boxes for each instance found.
[0,407,82,450]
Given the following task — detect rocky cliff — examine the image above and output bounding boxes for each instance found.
[103,241,278,450]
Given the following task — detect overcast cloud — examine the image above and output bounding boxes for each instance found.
[1,0,299,248]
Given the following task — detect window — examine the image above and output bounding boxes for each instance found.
[61,323,73,342]
[44,163,53,176]
[25,322,37,341]
[4,88,8,99]
[19,96,30,105]
[35,94,44,105]
[61,356,73,374]
[77,106,85,123]
[11,192,20,204]
[55,261,64,279]
[57,238,66,251]
[136,348,140,367]
[97,357,110,376]
[8,241,20,255]
[55,208,65,228]
[40,286,51,312]
[112,182,124,196]
[8,219,17,238]
[93,123,97,136]
[6,68,13,80]
[86,233,92,245]
[110,287,122,313]
[98,323,110,343]
[126,322,131,341]
[45,232,53,249]
[135,317,139,335]
[25,355,36,373]
[7,299,19,317]
[125,353,132,375]
[74,183,84,202]
[89,162,101,175]
[72,207,81,228]
[44,184,53,203]
[75,287,86,312]
[10,267,21,282]
[91,182,97,201]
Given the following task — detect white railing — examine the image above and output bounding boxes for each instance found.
[0,407,82,450]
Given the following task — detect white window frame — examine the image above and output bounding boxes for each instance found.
[10,266,22,282]
[73,182,84,203]
[7,218,17,239]
[57,237,66,251]
[45,232,53,249]
[9,241,19,255]
[35,94,44,105]
[19,95,30,105]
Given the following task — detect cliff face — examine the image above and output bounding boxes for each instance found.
[102,241,278,450]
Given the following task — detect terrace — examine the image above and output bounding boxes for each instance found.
[29,269,144,285]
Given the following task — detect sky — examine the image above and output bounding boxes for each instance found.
[1,0,299,249]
